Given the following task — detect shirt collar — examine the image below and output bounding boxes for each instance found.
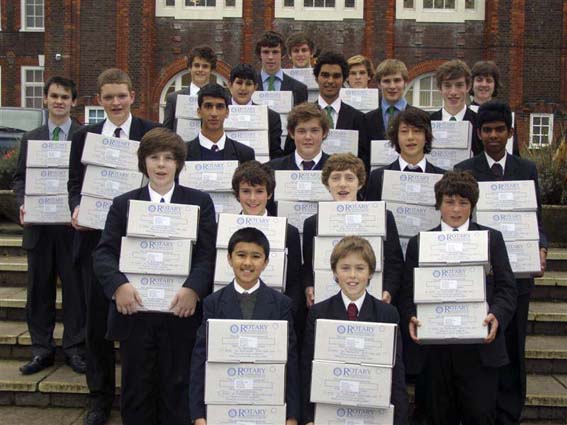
[484,151,507,173]
[261,69,284,83]
[48,118,72,140]
[317,96,342,115]
[240,210,268,217]
[148,182,175,203]
[341,290,366,314]
[103,113,133,139]
[190,82,201,96]
[294,150,323,170]
[398,156,427,172]
[441,218,470,232]
[231,97,254,106]
[441,105,467,121]
[199,131,226,151]
[381,97,407,113]
[233,279,261,295]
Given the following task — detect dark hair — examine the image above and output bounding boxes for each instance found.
[470,60,501,97]
[197,83,230,107]
[187,45,217,70]
[434,171,479,211]
[477,100,513,130]
[321,153,366,188]
[137,128,187,178]
[287,102,329,136]
[388,108,433,154]
[313,51,348,81]
[44,76,78,100]
[227,227,270,258]
[232,160,276,198]
[255,31,286,57]
[435,59,472,89]
[286,32,315,52]
[97,68,132,93]
[229,64,259,85]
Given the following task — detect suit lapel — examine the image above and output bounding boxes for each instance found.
[287,154,300,170]
[504,154,520,178]
[329,293,349,321]
[336,102,349,129]
[188,138,203,160]
[389,160,401,171]
[473,154,493,179]
[223,137,237,161]
[281,74,291,91]
[69,121,82,139]
[220,284,243,319]
[357,295,375,322]
[129,117,143,141]
[170,185,185,204]
[251,282,275,319]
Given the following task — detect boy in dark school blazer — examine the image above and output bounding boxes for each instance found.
[190,227,300,425]
[93,128,216,424]
[302,236,409,425]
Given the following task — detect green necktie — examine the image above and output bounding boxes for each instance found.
[325,106,334,129]
[267,75,276,91]
[386,105,396,117]
[450,116,457,121]
[52,127,61,141]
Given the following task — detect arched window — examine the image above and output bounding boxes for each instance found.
[404,73,443,111]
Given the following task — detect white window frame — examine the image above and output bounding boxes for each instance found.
[275,0,363,21]
[396,0,484,22]
[404,72,443,112]
[155,0,242,20]
[529,113,554,148]
[20,0,45,32]
[20,66,44,109]
[85,106,107,125]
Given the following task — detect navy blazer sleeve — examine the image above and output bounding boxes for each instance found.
[398,234,419,323]
[301,306,317,424]
[268,108,284,159]
[365,168,385,201]
[302,214,317,289]
[68,128,88,212]
[284,224,304,313]
[13,134,29,207]
[383,210,404,300]
[280,295,301,421]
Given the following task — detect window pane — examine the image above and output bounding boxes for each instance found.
[345,0,355,7]
[404,86,414,104]
[225,0,235,5]
[446,0,455,8]
[421,76,431,90]
[304,0,313,5]
[434,0,444,8]
[327,0,336,6]
[313,0,324,7]
[166,0,175,5]
[423,0,433,7]
[419,90,431,106]
[465,0,475,9]
[284,0,294,6]
[404,0,414,7]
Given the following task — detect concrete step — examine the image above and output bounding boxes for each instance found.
[527,301,567,335]
[526,335,567,374]
[0,255,27,287]
[0,235,25,257]
[0,287,61,321]
[522,374,567,423]
[0,222,23,236]
[533,272,567,301]
[547,248,567,272]
[0,406,123,425]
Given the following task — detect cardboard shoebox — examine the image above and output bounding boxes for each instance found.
[25,168,69,195]
[339,88,380,111]
[317,201,387,237]
[214,249,287,290]
[313,236,383,271]
[370,140,398,167]
[126,274,186,313]
[225,130,270,156]
[504,240,541,277]
[282,68,318,90]
[323,129,359,156]
[431,121,472,150]
[77,195,113,230]
[81,132,140,171]
[310,360,392,408]
[178,161,239,192]
[413,265,486,303]
[208,192,242,217]
[126,200,199,240]
[119,237,193,276]
[314,403,394,425]
[425,148,470,170]
[251,91,293,114]
[387,202,440,238]
[476,181,538,211]
[207,319,288,363]
[23,195,71,224]
[206,405,287,425]
[381,170,442,206]
[274,171,333,202]
[26,140,71,168]
[276,201,318,233]
[314,319,397,367]
[314,270,382,304]
[81,165,144,199]
[174,94,199,119]
[216,213,287,250]
[224,105,269,131]
[175,118,201,141]
[204,362,286,405]
[418,231,489,271]
[475,211,539,241]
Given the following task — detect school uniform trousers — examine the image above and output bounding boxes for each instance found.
[301,292,409,425]
[455,153,548,424]
[68,117,160,411]
[185,135,255,163]
[189,281,300,422]
[430,108,484,156]
[398,222,518,425]
[13,122,85,359]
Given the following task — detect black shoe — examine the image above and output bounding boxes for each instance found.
[84,407,110,425]
[19,355,54,375]
[66,354,87,374]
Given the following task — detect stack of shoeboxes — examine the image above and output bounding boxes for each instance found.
[340,88,380,114]
[475,180,541,277]
[283,68,319,102]
[77,133,145,229]
[274,170,332,236]
[381,170,443,257]
[310,318,397,424]
[313,201,386,303]
[252,91,293,155]
[415,230,490,343]
[213,213,288,293]
[118,199,200,312]
[370,140,399,172]
[225,104,271,164]
[205,319,289,424]
[178,160,241,220]
[323,128,360,156]
[428,120,473,169]
[23,139,72,224]
[174,94,201,141]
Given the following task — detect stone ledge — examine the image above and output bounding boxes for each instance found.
[528,302,567,322]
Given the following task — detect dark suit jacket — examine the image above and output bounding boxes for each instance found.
[398,222,517,373]
[267,152,330,171]
[185,135,255,163]
[301,292,408,425]
[365,104,422,142]
[455,153,548,294]
[13,121,82,249]
[189,281,300,421]
[283,222,305,323]
[162,86,191,130]
[258,72,308,106]
[93,184,217,341]
[365,159,446,201]
[430,108,483,156]
[67,117,161,260]
[302,210,404,299]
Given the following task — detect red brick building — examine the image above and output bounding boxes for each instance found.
[1,0,566,148]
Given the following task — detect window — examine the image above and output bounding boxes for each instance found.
[275,0,363,20]
[155,0,242,19]
[21,0,45,31]
[529,113,554,148]
[404,73,443,111]
[396,0,484,22]
[85,107,107,124]
[21,66,44,108]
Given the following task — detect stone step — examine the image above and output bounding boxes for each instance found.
[533,272,567,301]
[526,335,567,374]
[0,287,62,321]
[0,222,23,236]
[547,248,567,272]
[0,406,123,425]
[527,301,567,335]
[0,235,25,257]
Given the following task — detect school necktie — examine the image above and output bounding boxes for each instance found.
[325,106,335,129]
[302,160,315,171]
[52,127,61,141]
[211,145,219,152]
[114,127,122,138]
[160,198,165,203]
[491,163,504,179]
[449,116,457,121]
[347,303,358,321]
[404,165,423,173]
[453,228,459,232]
[267,75,276,91]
